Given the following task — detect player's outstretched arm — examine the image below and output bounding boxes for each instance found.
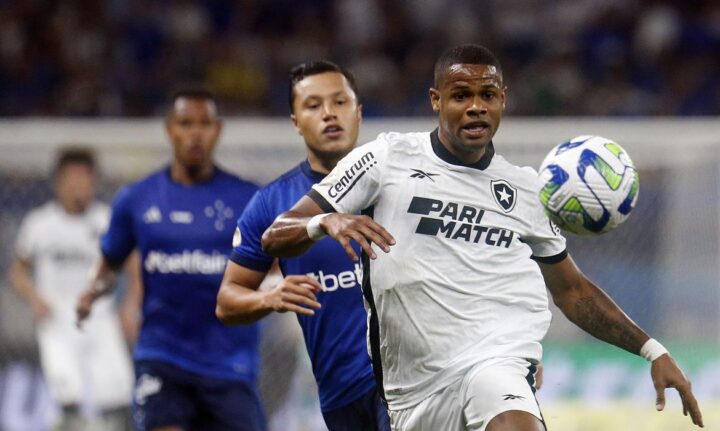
[262,195,395,261]
[216,261,323,324]
[75,257,119,327]
[539,255,703,428]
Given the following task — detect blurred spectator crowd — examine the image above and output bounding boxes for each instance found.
[1,0,719,117]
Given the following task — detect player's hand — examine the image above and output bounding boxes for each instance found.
[651,353,703,427]
[321,213,395,261]
[75,289,98,328]
[30,297,51,321]
[266,275,324,316]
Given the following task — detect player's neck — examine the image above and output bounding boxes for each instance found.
[306,153,340,174]
[170,162,215,185]
[58,199,88,215]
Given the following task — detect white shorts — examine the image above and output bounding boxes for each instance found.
[37,299,134,410]
[389,358,543,431]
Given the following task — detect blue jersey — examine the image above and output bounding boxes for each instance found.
[230,160,375,412]
[101,167,260,382]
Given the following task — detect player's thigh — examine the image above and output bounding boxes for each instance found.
[36,327,83,405]
[463,358,545,431]
[132,360,196,431]
[193,377,265,431]
[322,388,391,431]
[87,317,134,409]
[389,379,464,431]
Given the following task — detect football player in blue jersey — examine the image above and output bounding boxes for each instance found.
[215,61,391,431]
[76,88,265,431]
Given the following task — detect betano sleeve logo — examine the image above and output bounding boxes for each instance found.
[327,151,377,203]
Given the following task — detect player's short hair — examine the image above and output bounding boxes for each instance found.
[170,86,216,104]
[434,44,503,87]
[54,147,96,177]
[288,60,359,112]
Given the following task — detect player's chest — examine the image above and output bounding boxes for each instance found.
[379,162,527,231]
[39,217,102,265]
[134,195,237,247]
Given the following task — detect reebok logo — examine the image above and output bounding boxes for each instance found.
[409,168,438,182]
[306,263,362,292]
[503,394,525,401]
[407,196,515,248]
[328,152,377,203]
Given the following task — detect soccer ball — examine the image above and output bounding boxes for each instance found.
[538,135,639,235]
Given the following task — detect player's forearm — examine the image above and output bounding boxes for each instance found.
[553,281,649,355]
[261,211,317,257]
[9,260,42,305]
[216,284,273,324]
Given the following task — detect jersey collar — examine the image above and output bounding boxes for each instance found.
[300,159,329,180]
[430,128,495,170]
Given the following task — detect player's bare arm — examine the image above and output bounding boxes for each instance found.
[75,257,119,326]
[10,257,51,320]
[539,255,703,428]
[216,261,323,325]
[262,195,395,261]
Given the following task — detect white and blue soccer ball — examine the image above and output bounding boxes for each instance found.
[538,135,639,235]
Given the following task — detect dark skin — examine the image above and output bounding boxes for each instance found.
[261,63,703,429]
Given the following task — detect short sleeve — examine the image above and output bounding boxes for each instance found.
[525,178,567,263]
[228,191,274,272]
[100,186,136,267]
[307,137,387,214]
[14,212,38,262]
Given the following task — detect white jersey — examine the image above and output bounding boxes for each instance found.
[309,130,566,410]
[14,201,133,408]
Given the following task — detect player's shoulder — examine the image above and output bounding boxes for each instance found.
[490,153,543,190]
[261,162,306,193]
[21,201,58,226]
[361,130,431,159]
[214,166,259,192]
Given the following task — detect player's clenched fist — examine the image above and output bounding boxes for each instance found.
[266,275,324,316]
[320,213,395,261]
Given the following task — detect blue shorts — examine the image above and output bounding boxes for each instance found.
[322,387,390,431]
[132,360,265,431]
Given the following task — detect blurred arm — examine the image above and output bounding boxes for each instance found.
[118,250,142,344]
[9,257,50,320]
[76,256,120,326]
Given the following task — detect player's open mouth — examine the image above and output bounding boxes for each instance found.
[323,125,344,138]
[461,122,490,138]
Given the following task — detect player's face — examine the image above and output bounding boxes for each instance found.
[165,97,222,170]
[55,163,95,214]
[291,72,362,163]
[430,64,506,163]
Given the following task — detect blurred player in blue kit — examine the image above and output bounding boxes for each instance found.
[260,45,704,430]
[216,61,391,431]
[76,89,265,431]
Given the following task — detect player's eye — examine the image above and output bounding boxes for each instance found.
[453,93,467,101]
[335,99,346,106]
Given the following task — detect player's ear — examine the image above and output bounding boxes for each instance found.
[357,104,363,124]
[501,86,508,110]
[290,114,303,136]
[429,88,440,113]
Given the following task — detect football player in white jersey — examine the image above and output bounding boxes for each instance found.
[260,44,703,430]
[10,148,135,431]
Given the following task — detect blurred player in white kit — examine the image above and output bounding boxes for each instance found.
[10,148,134,431]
